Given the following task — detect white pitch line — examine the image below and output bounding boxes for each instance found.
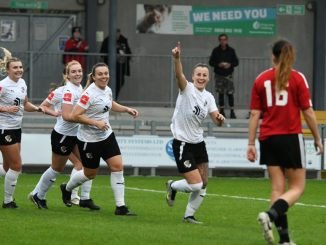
[126,187,326,209]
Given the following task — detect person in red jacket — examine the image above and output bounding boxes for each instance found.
[63,27,89,71]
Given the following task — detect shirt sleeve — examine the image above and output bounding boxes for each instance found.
[46,88,61,105]
[296,72,312,109]
[77,92,91,109]
[208,93,218,113]
[62,89,74,105]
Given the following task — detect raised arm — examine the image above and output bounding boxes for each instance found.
[172,42,187,91]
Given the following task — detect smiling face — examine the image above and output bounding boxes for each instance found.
[192,65,209,91]
[7,60,23,82]
[92,65,110,90]
[66,63,83,86]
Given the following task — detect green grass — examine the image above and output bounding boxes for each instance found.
[0,175,325,244]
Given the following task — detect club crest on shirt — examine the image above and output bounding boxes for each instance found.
[5,135,12,142]
[80,94,90,105]
[63,92,72,102]
[21,87,25,93]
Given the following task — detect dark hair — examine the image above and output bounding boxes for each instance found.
[71,26,81,36]
[218,33,228,40]
[272,39,295,91]
[84,62,109,89]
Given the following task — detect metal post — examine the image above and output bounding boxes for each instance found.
[108,0,117,99]
[170,56,174,107]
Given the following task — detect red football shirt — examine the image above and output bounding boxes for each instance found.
[250,68,312,140]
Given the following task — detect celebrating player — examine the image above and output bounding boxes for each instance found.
[166,42,225,224]
[60,62,138,215]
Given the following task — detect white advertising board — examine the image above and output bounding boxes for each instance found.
[0,134,322,170]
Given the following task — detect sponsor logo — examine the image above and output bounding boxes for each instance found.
[14,97,21,106]
[63,92,72,102]
[165,139,175,161]
[47,91,54,100]
[103,105,109,113]
[80,94,90,105]
[193,105,201,116]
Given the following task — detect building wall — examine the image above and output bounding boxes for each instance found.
[0,0,318,109]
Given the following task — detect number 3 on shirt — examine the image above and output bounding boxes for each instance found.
[264,80,288,107]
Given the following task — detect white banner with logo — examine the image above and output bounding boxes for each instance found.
[0,134,322,170]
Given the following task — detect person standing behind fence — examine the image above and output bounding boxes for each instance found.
[247,39,323,245]
[209,33,238,119]
[63,26,89,71]
[166,42,225,224]
[0,57,44,208]
[29,60,99,210]
[60,62,138,216]
[100,29,132,99]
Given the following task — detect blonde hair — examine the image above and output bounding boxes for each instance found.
[0,47,12,78]
[48,60,82,92]
[62,60,82,85]
[272,40,295,91]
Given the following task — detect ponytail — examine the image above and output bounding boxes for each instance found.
[272,40,295,91]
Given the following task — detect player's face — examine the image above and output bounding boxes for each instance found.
[7,61,23,81]
[67,64,83,85]
[93,66,110,90]
[192,66,209,91]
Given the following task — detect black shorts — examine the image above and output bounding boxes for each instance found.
[0,129,22,145]
[51,130,78,156]
[77,132,121,169]
[259,134,306,169]
[172,139,209,173]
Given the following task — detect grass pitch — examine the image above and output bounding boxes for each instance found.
[0,175,325,245]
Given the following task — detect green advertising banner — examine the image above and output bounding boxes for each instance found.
[191,7,276,36]
[136,4,276,36]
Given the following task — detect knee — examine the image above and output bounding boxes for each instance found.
[84,169,97,179]
[186,182,203,192]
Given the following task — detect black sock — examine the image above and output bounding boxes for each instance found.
[267,199,289,222]
[275,214,290,243]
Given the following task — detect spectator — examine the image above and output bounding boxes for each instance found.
[100,29,131,99]
[209,33,239,119]
[63,26,89,71]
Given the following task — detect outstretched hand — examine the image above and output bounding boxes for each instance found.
[172,42,181,59]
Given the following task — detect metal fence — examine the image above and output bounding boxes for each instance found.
[12,51,271,108]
